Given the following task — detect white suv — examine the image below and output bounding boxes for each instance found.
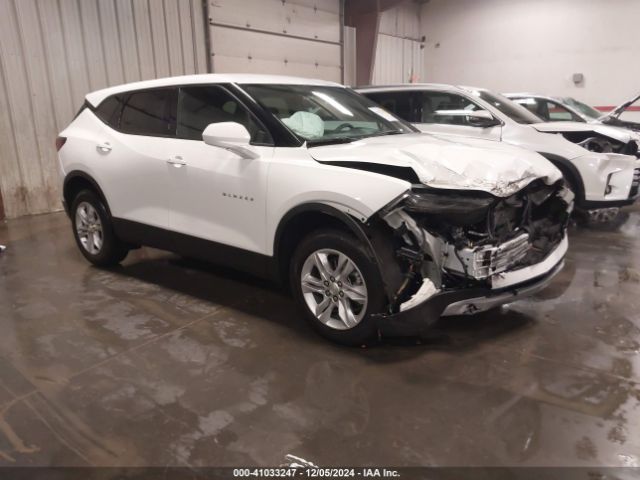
[58,74,572,345]
[358,84,639,217]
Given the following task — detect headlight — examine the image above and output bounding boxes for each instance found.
[402,188,496,224]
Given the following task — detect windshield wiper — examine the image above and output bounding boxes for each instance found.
[366,130,404,138]
[306,137,356,147]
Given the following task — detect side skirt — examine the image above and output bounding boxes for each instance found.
[112,218,278,281]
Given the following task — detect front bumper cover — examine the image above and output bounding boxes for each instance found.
[373,242,566,338]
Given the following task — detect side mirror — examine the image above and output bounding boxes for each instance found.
[202,122,258,159]
[434,109,501,128]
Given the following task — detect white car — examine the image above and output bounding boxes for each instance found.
[505,92,640,140]
[57,74,572,345]
[358,84,640,216]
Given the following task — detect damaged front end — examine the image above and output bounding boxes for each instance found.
[369,179,573,336]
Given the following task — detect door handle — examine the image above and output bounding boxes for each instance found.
[96,142,112,152]
[167,155,187,167]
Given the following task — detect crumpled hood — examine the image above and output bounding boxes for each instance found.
[531,121,634,143]
[309,133,562,197]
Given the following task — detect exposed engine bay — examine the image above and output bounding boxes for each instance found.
[371,179,574,314]
[559,131,640,157]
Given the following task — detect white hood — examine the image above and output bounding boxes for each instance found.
[531,121,634,143]
[309,133,562,197]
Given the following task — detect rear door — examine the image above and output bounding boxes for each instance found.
[90,88,177,229]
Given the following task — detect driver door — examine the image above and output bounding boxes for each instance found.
[167,85,274,255]
[414,91,502,141]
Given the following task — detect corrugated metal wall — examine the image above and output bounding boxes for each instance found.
[372,2,424,85]
[0,0,208,219]
[208,0,343,82]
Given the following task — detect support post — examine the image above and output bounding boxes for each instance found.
[344,0,409,86]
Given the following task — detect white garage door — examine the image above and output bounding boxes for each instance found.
[208,0,342,82]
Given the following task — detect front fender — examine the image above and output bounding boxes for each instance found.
[266,151,410,255]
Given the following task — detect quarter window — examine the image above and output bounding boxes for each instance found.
[94,95,126,128]
[120,89,178,136]
[177,86,272,144]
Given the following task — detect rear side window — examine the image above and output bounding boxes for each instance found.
[177,86,272,144]
[120,89,177,136]
[94,95,126,128]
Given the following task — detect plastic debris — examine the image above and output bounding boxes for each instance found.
[281,454,317,468]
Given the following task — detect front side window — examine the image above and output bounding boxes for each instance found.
[242,84,415,145]
[420,92,482,125]
[471,90,543,124]
[177,86,272,144]
[120,89,178,136]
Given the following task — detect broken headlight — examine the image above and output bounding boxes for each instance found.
[402,188,496,225]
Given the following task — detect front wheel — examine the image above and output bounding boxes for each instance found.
[71,190,129,267]
[290,230,387,346]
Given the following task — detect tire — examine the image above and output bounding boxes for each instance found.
[70,190,129,267]
[290,229,387,346]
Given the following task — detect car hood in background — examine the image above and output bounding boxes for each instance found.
[308,133,562,197]
[531,121,636,143]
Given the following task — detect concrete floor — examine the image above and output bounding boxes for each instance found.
[0,210,639,468]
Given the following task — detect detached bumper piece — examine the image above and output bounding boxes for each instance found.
[442,259,563,315]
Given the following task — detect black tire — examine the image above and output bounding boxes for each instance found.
[70,190,129,267]
[290,229,387,346]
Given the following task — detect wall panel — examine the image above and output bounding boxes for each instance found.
[420,0,640,108]
[0,0,208,218]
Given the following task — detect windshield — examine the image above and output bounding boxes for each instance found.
[561,97,601,120]
[471,89,543,124]
[242,84,416,145]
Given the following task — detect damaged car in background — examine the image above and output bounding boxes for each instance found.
[359,84,639,224]
[505,92,640,134]
[505,92,640,154]
[58,75,572,345]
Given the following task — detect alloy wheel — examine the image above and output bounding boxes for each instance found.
[75,202,104,255]
[300,249,368,330]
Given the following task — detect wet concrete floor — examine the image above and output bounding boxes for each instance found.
[0,210,639,467]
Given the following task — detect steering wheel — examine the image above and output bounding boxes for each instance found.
[334,122,355,132]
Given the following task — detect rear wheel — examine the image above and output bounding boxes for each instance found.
[71,190,128,266]
[290,230,386,346]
